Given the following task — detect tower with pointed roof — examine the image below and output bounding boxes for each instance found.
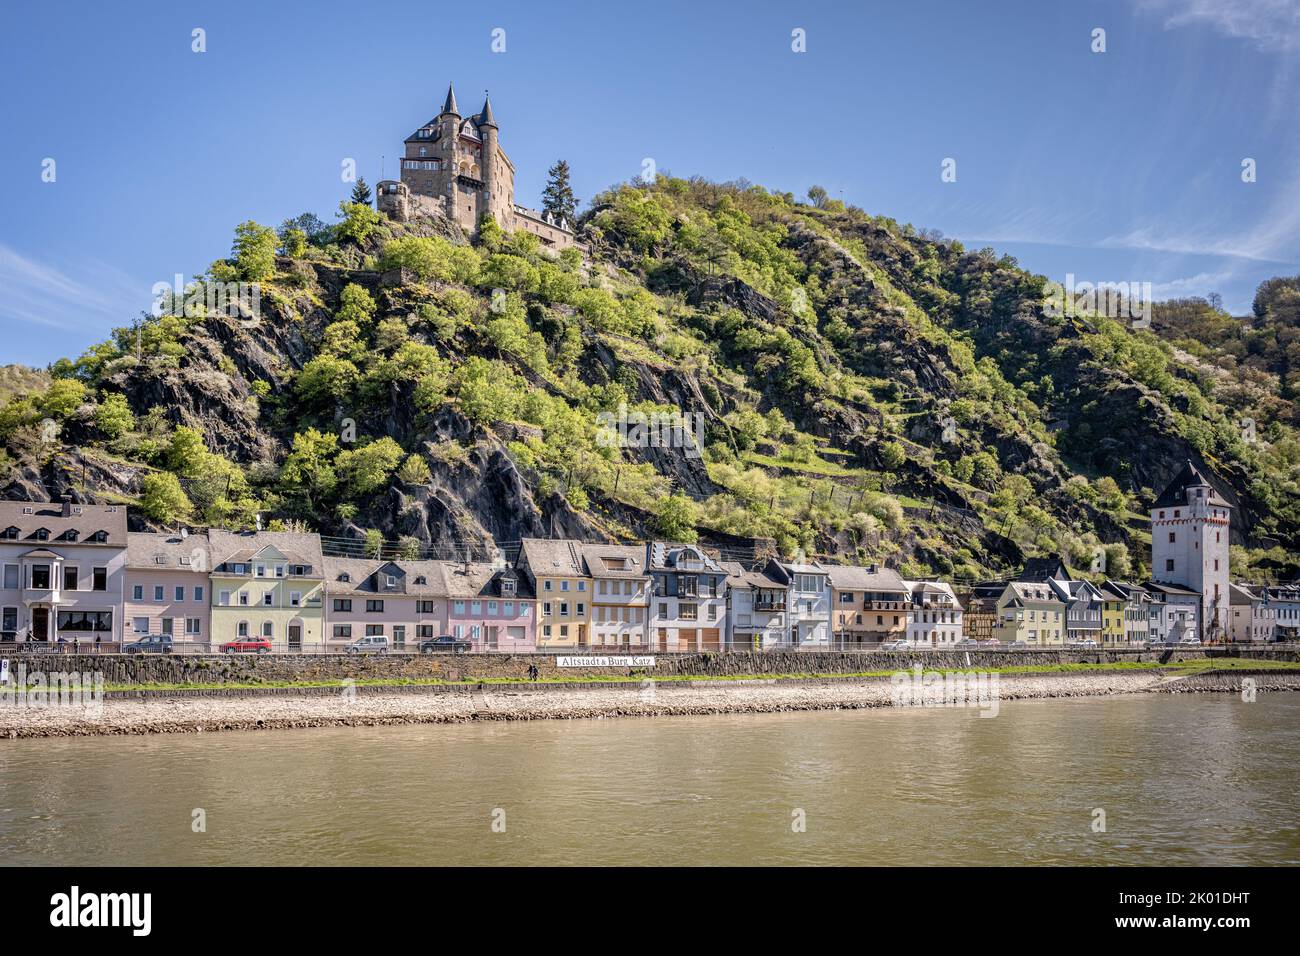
[375,83,580,249]
[1150,460,1232,641]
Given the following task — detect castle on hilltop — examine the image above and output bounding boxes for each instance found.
[376,83,580,250]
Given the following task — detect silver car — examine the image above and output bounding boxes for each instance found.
[346,635,390,655]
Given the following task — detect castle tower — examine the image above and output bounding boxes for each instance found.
[478,94,500,226]
[437,82,460,218]
[1151,460,1231,642]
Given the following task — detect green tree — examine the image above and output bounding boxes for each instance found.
[166,426,211,477]
[350,177,373,206]
[140,471,193,524]
[281,228,308,258]
[296,355,359,406]
[654,494,699,543]
[541,159,578,224]
[806,186,829,209]
[233,221,278,281]
[40,379,88,419]
[280,428,340,503]
[336,283,377,325]
[397,454,432,485]
[94,392,135,439]
[336,200,383,245]
[336,436,405,495]
[364,528,384,558]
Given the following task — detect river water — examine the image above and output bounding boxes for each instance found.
[1,694,1296,865]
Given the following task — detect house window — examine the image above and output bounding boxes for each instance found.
[175,586,185,602]
[63,565,78,590]
[417,625,434,639]
[239,592,249,606]
[576,603,584,616]
[161,618,173,636]
[543,602,552,617]
[262,622,274,638]
[454,601,466,614]
[132,584,144,600]
[488,601,498,614]
[471,601,482,615]
[333,625,352,638]
[195,586,204,601]
[154,585,164,601]
[1166,560,1175,572]
[334,599,352,612]
[92,567,106,591]
[501,578,516,596]
[186,618,201,635]
[263,592,273,606]
[290,592,301,607]
[132,617,149,635]
[503,602,514,616]
[2,564,17,589]
[238,621,249,637]
[417,600,435,613]
[561,581,569,592]
[31,565,51,589]
[366,600,384,612]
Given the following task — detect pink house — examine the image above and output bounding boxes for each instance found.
[322,557,449,651]
[442,562,536,652]
[123,531,211,648]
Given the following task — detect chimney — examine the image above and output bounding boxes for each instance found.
[61,494,72,517]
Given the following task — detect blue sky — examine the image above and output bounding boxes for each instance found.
[2,0,1297,367]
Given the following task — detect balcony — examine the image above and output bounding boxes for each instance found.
[754,600,786,612]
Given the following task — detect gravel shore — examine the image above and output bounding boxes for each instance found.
[2,670,1295,738]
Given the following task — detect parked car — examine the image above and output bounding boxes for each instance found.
[1070,639,1099,648]
[123,635,173,655]
[220,637,272,654]
[981,639,1002,647]
[1007,640,1031,649]
[879,639,912,650]
[954,639,981,648]
[346,635,389,655]
[1178,637,1202,646]
[419,634,472,654]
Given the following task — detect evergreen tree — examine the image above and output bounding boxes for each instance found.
[541,160,577,224]
[350,177,373,206]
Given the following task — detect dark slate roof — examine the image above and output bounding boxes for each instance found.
[1019,556,1069,582]
[441,562,534,600]
[1152,460,1231,509]
[478,95,496,128]
[441,82,459,116]
[0,500,127,546]
[321,557,450,597]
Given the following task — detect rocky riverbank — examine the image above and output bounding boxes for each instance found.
[3,669,1298,738]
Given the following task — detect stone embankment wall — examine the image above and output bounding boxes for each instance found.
[4,646,1293,686]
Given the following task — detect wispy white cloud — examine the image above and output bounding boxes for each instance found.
[0,244,147,336]
[1136,0,1300,52]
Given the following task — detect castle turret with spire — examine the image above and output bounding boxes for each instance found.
[376,82,580,250]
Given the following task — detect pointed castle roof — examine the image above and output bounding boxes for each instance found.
[440,82,459,117]
[1153,460,1231,510]
[477,94,497,128]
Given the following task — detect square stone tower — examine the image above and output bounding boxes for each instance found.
[1150,460,1231,641]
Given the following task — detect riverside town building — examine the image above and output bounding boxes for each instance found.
[0,464,1290,651]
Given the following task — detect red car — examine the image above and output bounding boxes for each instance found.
[219,637,272,654]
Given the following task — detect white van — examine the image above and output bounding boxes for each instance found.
[346,635,390,655]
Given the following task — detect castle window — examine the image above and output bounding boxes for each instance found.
[419,146,427,156]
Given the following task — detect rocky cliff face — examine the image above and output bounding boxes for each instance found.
[2,178,1297,579]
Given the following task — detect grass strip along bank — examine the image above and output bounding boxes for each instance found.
[4,656,1296,696]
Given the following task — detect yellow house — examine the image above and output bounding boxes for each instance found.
[1098,581,1127,645]
[994,582,1065,645]
[208,530,325,650]
[517,538,591,648]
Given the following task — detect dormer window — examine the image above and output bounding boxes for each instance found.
[339,572,351,583]
[502,578,516,597]
[90,530,108,543]
[32,528,49,541]
[62,530,78,541]
[414,575,427,585]
[1,527,16,540]
[385,575,397,589]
